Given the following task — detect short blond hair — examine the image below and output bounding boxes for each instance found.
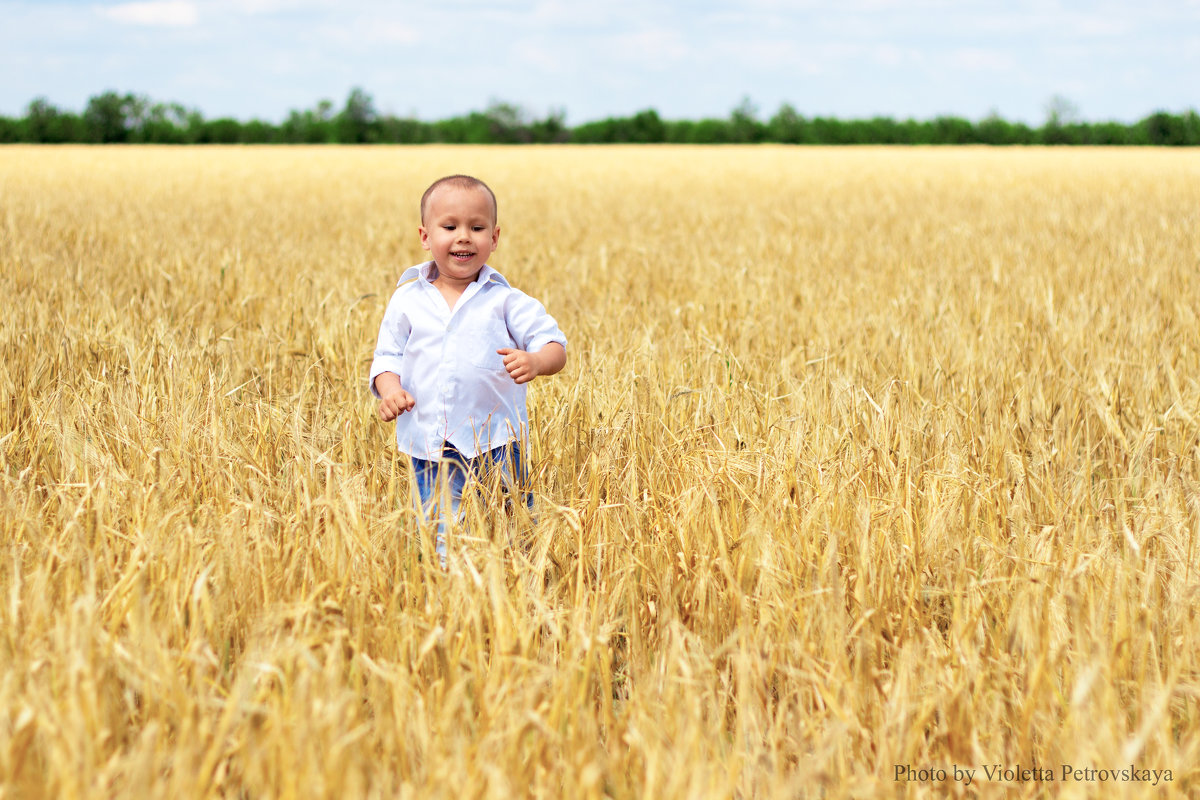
[420,175,498,224]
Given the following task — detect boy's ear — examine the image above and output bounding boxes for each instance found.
[492,225,500,249]
[418,225,431,250]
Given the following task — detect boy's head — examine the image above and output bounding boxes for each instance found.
[418,174,500,282]
[420,175,498,226]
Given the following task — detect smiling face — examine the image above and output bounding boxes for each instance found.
[418,184,500,286]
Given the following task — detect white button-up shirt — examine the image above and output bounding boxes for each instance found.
[369,261,567,459]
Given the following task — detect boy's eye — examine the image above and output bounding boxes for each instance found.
[442,225,455,230]
[472,226,485,231]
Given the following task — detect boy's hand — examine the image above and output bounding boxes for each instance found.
[378,389,415,421]
[497,348,540,384]
[497,342,566,385]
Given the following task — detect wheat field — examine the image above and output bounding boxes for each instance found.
[1,145,1199,798]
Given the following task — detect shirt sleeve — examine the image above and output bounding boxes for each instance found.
[368,290,411,398]
[505,290,566,354]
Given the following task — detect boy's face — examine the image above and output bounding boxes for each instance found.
[418,185,500,283]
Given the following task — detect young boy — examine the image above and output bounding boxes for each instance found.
[369,175,567,565]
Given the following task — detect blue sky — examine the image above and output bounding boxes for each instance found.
[2,0,1197,125]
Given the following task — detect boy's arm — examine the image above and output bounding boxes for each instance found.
[500,290,567,385]
[497,342,566,385]
[370,287,415,420]
[374,372,415,421]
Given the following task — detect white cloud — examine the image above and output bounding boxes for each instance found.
[510,40,566,73]
[368,21,418,44]
[206,0,340,16]
[527,0,617,26]
[716,38,868,74]
[609,28,690,65]
[1184,35,1200,61]
[947,47,1017,72]
[98,1,198,27]
[872,44,927,68]
[312,17,418,47]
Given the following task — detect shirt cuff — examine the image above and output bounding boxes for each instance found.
[368,356,406,398]
[526,335,567,354]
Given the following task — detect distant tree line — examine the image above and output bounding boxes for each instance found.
[2,89,1198,146]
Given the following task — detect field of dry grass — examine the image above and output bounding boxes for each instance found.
[2,144,1199,798]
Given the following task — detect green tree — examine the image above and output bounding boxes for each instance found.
[84,91,134,143]
[336,87,377,143]
[25,97,81,143]
[198,117,242,144]
[1044,94,1079,126]
[121,94,151,142]
[977,111,1020,145]
[1040,94,1080,145]
[863,116,908,144]
[1140,111,1192,146]
[0,115,23,143]
[810,116,866,144]
[484,101,530,143]
[659,119,686,142]
[932,115,976,144]
[431,112,487,143]
[377,115,432,144]
[281,99,336,143]
[1184,110,1200,146]
[628,109,666,143]
[572,109,667,143]
[688,117,734,143]
[530,107,569,143]
[729,96,764,143]
[240,119,276,143]
[1086,121,1131,145]
[767,103,808,143]
[136,102,191,143]
[570,117,617,143]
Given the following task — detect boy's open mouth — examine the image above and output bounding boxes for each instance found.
[451,251,475,261]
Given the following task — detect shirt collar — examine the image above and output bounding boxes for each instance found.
[397,260,511,288]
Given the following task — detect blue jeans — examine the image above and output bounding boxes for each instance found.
[409,441,532,565]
